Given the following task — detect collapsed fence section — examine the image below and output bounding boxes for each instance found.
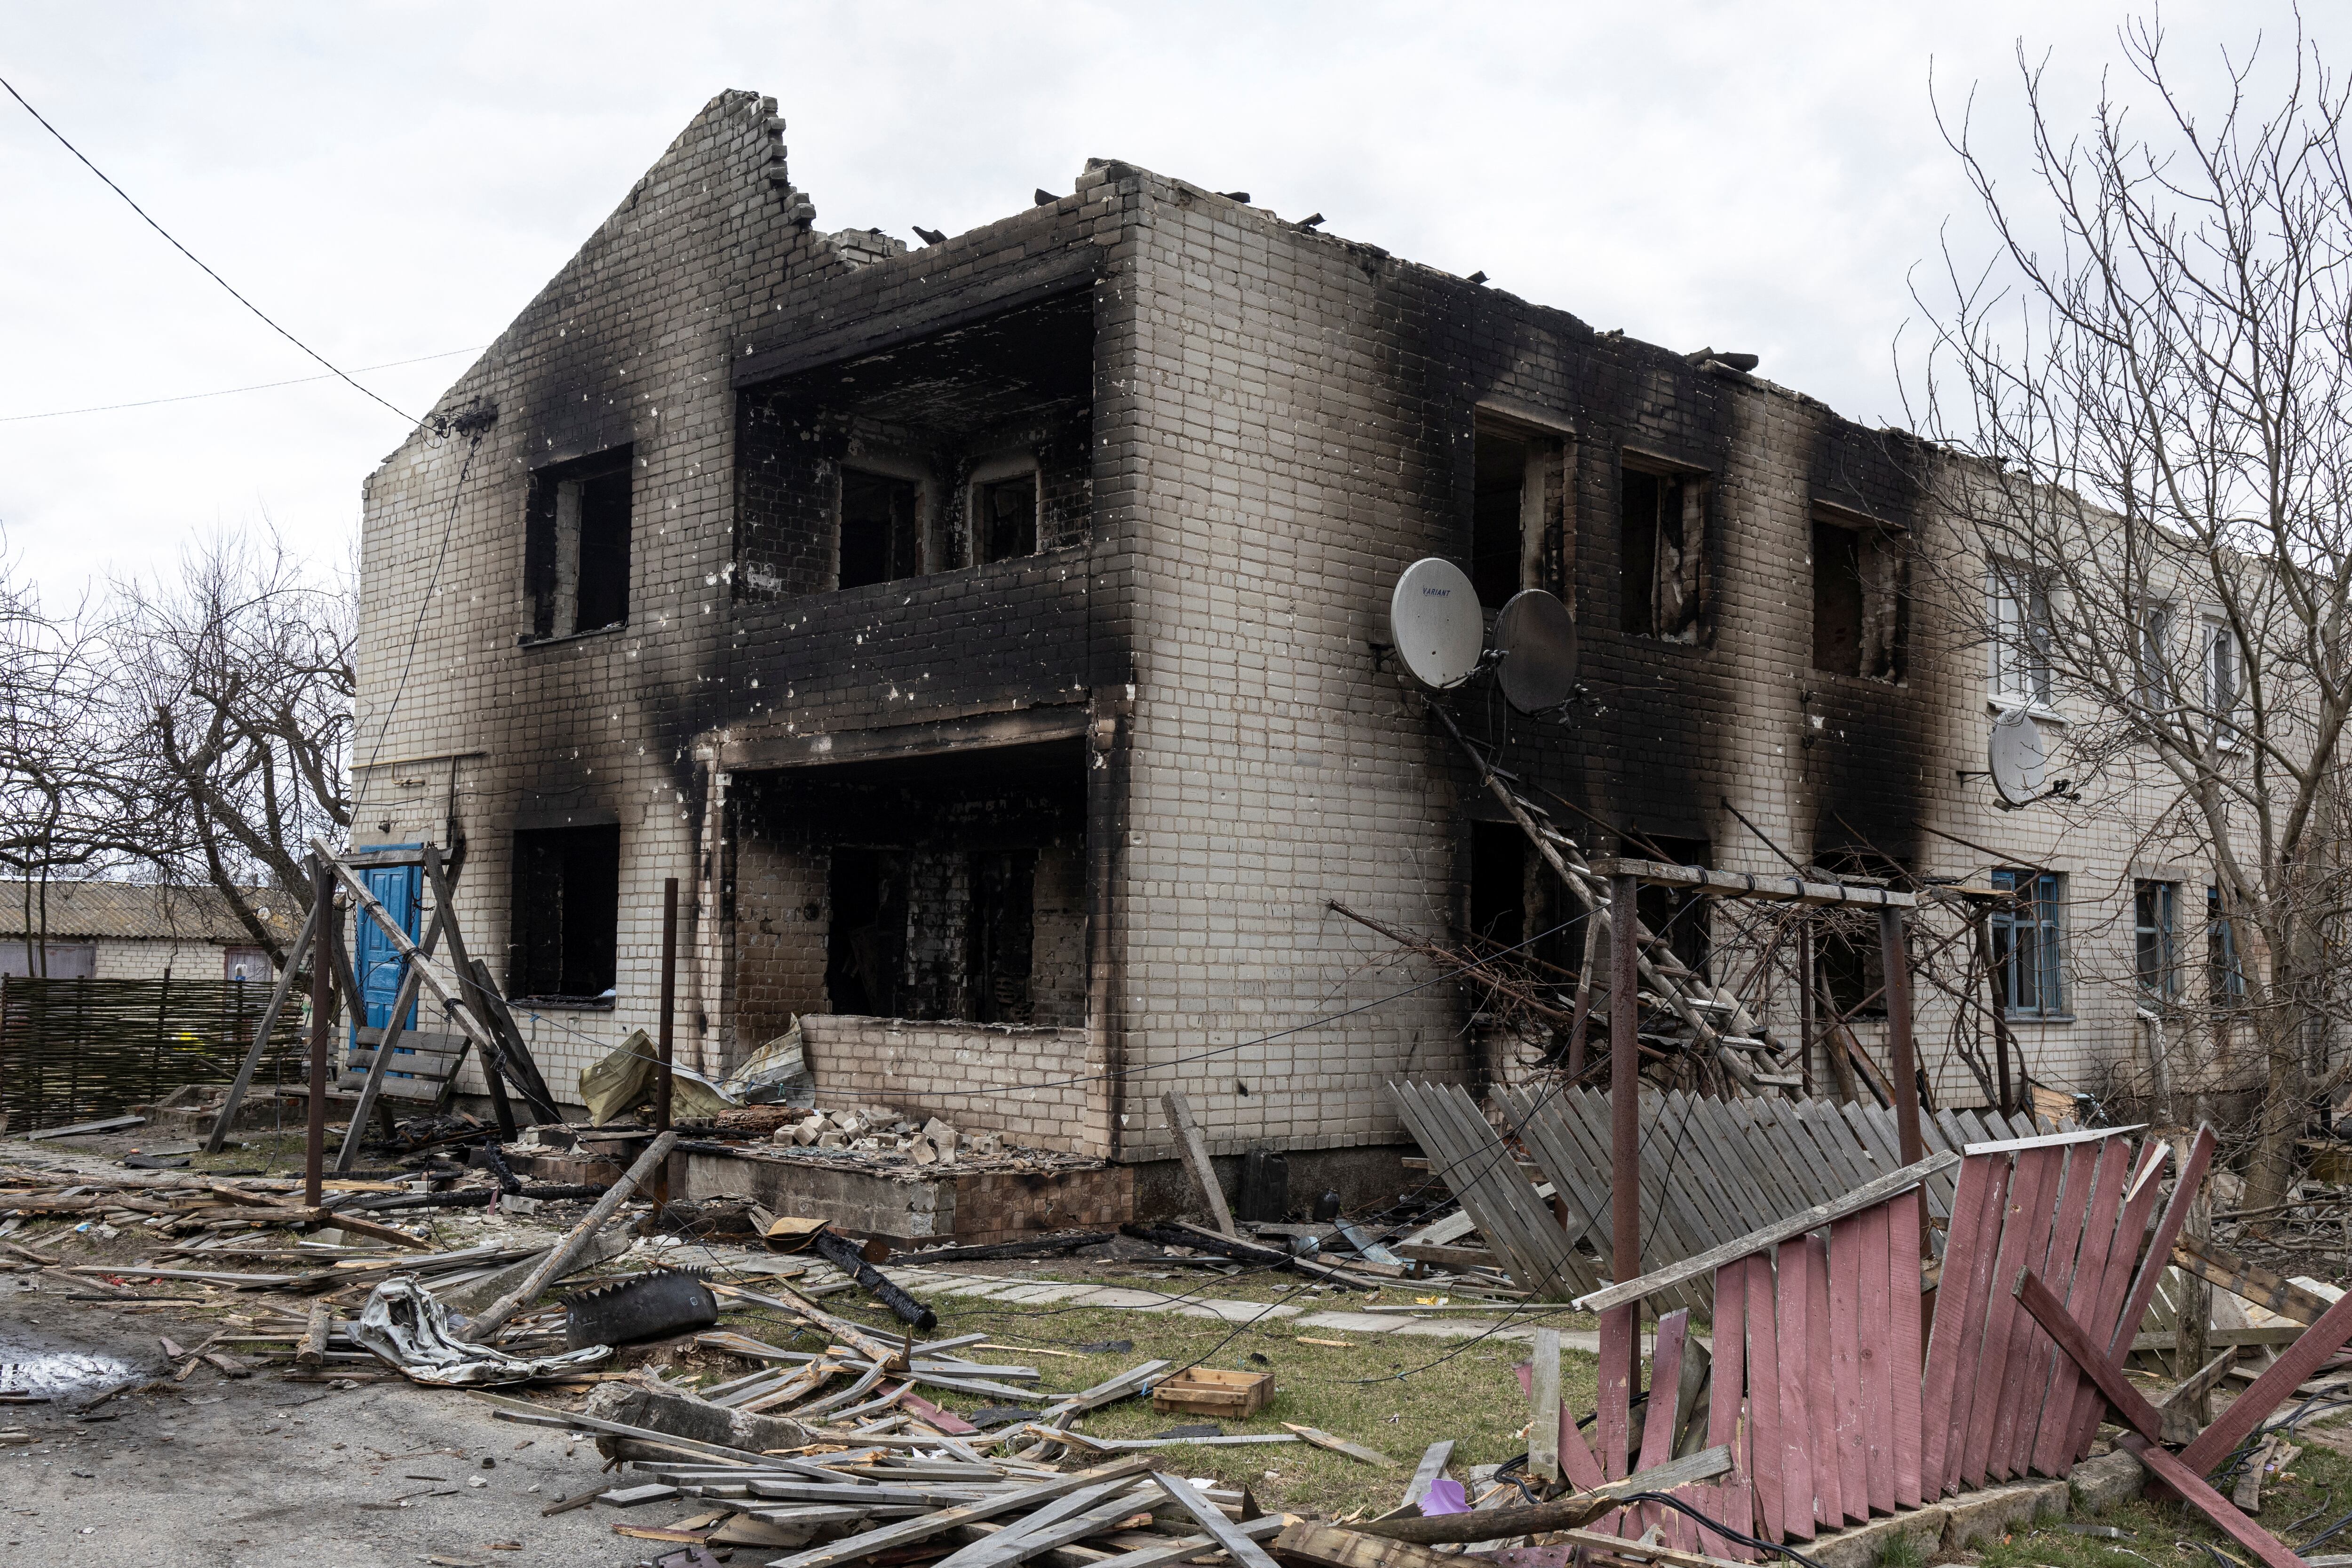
[0,975,309,1131]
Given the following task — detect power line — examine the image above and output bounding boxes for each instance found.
[0,73,421,427]
[0,347,485,424]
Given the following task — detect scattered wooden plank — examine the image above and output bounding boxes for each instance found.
[24,1114,144,1140]
[1272,1522,1458,1568]
[1151,1472,1280,1568]
[1571,1152,1959,1314]
[1282,1424,1398,1468]
[1086,1517,1284,1568]
[769,1458,1159,1568]
[1350,1446,1732,1545]
[1399,1441,1453,1511]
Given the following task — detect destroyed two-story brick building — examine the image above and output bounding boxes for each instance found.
[353,88,2197,1208]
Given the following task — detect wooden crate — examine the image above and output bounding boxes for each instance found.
[1151,1366,1273,1417]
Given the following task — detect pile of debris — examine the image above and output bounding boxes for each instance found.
[714,1105,993,1165]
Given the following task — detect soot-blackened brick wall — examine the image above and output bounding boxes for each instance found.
[356,94,2163,1147]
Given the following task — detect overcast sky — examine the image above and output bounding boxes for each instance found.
[0,0,2317,607]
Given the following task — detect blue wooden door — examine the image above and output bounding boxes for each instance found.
[352,845,422,1043]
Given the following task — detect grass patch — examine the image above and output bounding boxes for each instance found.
[704,1292,1604,1519]
[1959,1432,2352,1568]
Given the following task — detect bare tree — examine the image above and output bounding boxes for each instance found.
[0,545,151,970]
[1908,15,2352,1206]
[104,528,354,960]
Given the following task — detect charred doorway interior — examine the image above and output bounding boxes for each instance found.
[736,290,1095,598]
[732,740,1089,1048]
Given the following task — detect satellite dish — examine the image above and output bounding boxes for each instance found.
[1493,589,1577,713]
[1388,558,1483,689]
[1988,707,2048,807]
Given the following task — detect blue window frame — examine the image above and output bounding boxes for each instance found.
[2209,886,2246,1006]
[2134,880,2177,999]
[1991,869,2066,1019]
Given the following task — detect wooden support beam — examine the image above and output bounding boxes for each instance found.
[205,897,319,1154]
[2172,1234,2335,1326]
[1585,857,1917,908]
[2012,1266,2166,1442]
[2122,1437,2307,1568]
[2176,1281,2352,1477]
[1161,1091,1235,1239]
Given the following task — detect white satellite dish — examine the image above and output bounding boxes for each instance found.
[1988,707,2048,807]
[1389,558,1483,689]
[1494,589,1577,713]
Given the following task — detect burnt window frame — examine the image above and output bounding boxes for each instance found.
[1809,504,1910,683]
[836,462,929,590]
[521,446,635,644]
[1618,449,1711,644]
[967,452,1044,567]
[507,823,622,1006]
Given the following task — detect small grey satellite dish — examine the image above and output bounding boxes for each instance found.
[1988,707,2048,807]
[1389,558,1483,689]
[1493,589,1577,713]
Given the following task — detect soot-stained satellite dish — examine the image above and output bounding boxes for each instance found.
[1989,707,2049,807]
[1389,558,1483,689]
[1493,589,1577,713]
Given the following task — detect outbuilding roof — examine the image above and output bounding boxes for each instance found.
[0,881,297,945]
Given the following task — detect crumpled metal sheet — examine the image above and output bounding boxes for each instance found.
[352,1275,611,1387]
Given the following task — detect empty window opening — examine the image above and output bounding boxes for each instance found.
[1472,430,1531,608]
[1811,517,1906,680]
[524,448,633,640]
[737,293,1094,597]
[1990,869,2066,1019]
[1621,462,1705,641]
[974,470,1040,564]
[839,469,922,590]
[1635,834,1711,982]
[509,824,621,1002]
[826,846,906,1018]
[967,849,1036,1023]
[1818,927,1884,1018]
[2135,880,2178,999]
[1469,822,1529,948]
[751,742,1087,1029]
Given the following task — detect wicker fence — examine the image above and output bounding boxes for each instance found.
[0,976,310,1132]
